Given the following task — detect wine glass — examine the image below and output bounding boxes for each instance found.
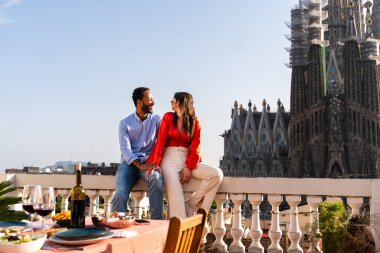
[22,185,41,234]
[33,187,55,233]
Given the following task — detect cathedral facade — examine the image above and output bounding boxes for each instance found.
[220,0,380,178]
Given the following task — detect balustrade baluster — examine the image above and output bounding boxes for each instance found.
[131,191,146,218]
[229,193,245,253]
[268,194,283,253]
[99,190,114,214]
[248,194,264,253]
[212,193,228,253]
[13,188,23,211]
[286,195,302,253]
[307,196,322,253]
[87,190,99,216]
[347,197,363,216]
[57,189,71,212]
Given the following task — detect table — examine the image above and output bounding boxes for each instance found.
[38,219,169,253]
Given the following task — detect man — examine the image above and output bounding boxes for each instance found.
[111,87,163,219]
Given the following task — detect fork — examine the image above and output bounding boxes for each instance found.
[41,244,86,251]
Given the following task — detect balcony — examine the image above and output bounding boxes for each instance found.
[1,172,380,252]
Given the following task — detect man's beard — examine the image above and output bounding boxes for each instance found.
[142,103,153,114]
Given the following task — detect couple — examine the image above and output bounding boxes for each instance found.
[111,87,224,222]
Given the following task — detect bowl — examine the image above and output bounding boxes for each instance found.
[92,216,135,229]
[52,218,70,228]
[0,234,46,253]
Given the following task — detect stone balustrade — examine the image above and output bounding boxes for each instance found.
[1,173,380,252]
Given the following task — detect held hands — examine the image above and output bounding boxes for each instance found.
[180,168,192,184]
[142,163,162,177]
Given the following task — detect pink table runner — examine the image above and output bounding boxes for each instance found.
[38,219,169,253]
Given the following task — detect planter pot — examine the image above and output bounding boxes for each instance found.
[347,224,375,253]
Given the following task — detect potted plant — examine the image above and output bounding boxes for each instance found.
[346,212,375,253]
[0,180,29,221]
[306,200,376,253]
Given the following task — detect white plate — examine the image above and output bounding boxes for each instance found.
[49,232,114,246]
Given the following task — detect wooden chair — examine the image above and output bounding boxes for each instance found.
[163,208,207,253]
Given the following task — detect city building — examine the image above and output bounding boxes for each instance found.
[81,162,119,175]
[220,0,380,178]
[5,166,40,174]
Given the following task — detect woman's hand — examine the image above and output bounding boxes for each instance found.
[145,165,162,177]
[180,168,192,184]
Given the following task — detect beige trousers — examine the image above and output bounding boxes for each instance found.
[161,147,224,219]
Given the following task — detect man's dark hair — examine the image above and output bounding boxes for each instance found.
[132,87,150,107]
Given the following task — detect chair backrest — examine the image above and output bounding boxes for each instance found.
[164,208,207,253]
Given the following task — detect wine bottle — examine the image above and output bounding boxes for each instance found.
[70,163,86,228]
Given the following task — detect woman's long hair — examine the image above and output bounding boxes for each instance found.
[173,92,196,138]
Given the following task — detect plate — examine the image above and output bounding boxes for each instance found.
[0,221,28,227]
[49,232,114,246]
[55,227,109,240]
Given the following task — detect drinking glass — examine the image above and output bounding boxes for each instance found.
[22,185,41,234]
[33,187,55,233]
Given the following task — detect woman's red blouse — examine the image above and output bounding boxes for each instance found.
[147,112,202,170]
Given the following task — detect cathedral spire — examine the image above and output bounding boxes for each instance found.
[364,1,373,39]
[240,100,258,162]
[230,100,242,131]
[326,0,346,47]
[257,99,272,158]
[346,1,358,39]
[285,2,307,68]
[272,99,288,158]
[303,0,329,46]
[361,1,380,61]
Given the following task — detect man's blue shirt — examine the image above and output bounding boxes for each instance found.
[119,112,161,165]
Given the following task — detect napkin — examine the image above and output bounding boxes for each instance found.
[31,223,52,229]
[111,230,138,238]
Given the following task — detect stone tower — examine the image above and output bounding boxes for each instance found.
[221,0,380,178]
[289,0,380,178]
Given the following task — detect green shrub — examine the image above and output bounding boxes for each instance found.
[318,200,349,253]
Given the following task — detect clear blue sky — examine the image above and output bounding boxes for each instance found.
[0,0,293,170]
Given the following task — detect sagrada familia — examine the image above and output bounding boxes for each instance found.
[220,0,380,178]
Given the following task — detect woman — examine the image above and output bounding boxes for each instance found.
[147,92,223,220]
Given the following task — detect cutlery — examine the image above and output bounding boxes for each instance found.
[42,244,86,251]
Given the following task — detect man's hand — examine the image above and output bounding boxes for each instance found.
[145,165,162,177]
[180,168,192,184]
[140,162,157,171]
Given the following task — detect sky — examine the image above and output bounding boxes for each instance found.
[0,0,294,170]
